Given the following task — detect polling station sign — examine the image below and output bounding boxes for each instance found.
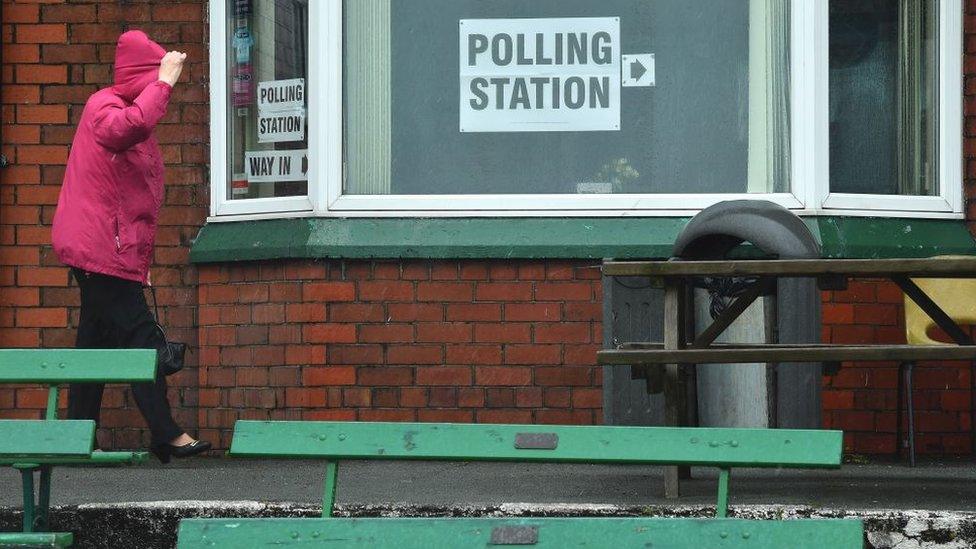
[460,18,621,133]
[257,78,306,143]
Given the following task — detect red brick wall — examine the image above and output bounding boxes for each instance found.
[195,260,605,449]
[0,0,208,447]
[822,282,973,456]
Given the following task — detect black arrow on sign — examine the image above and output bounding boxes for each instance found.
[630,59,647,81]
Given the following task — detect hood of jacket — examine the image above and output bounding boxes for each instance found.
[113,30,166,102]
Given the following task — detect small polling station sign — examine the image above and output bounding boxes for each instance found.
[256,78,306,143]
[245,149,308,183]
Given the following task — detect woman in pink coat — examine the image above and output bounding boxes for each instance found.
[52,30,210,463]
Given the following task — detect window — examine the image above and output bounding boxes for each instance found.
[830,0,938,196]
[208,0,962,219]
[819,0,960,213]
[345,1,790,197]
[213,0,312,216]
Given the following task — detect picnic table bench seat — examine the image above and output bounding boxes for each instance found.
[0,349,157,546]
[176,420,863,548]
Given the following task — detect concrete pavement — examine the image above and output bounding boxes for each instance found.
[1,458,975,548]
[1,457,973,510]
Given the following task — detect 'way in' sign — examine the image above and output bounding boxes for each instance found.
[245,150,307,183]
[460,17,621,133]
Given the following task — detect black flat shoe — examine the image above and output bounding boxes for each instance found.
[151,440,212,464]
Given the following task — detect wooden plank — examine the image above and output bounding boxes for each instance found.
[599,344,976,365]
[230,421,843,468]
[0,420,94,460]
[603,257,976,278]
[623,342,870,349]
[176,518,864,549]
[692,280,771,348]
[0,532,73,548]
[0,349,157,383]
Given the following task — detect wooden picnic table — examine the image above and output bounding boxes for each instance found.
[597,256,976,498]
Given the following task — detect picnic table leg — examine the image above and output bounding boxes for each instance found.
[663,279,688,498]
[905,363,917,468]
[323,461,339,518]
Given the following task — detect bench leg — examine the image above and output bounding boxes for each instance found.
[716,467,731,518]
[18,467,35,533]
[36,466,52,531]
[323,461,339,518]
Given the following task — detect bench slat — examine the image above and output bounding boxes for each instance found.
[231,421,843,468]
[0,532,73,548]
[0,420,94,459]
[177,518,863,549]
[0,349,156,383]
[0,451,148,467]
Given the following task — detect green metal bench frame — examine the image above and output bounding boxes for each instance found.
[230,420,847,519]
[0,531,74,548]
[193,420,864,548]
[0,349,156,543]
[177,517,864,549]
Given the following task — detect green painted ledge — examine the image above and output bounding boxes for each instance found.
[188,217,976,263]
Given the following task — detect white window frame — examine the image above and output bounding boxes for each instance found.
[209,0,318,217]
[208,0,964,222]
[816,0,963,217]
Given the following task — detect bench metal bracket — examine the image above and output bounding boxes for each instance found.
[490,526,539,545]
[322,461,338,518]
[514,433,558,450]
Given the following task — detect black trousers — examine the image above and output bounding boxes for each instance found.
[67,269,183,445]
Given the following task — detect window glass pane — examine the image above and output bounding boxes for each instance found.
[829,0,938,196]
[226,0,309,201]
[345,0,791,196]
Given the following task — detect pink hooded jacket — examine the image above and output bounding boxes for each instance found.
[52,30,172,284]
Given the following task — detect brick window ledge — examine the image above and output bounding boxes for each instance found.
[188,217,976,263]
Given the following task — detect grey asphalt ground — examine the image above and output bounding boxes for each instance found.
[1,457,973,512]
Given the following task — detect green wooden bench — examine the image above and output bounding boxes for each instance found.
[178,517,864,548]
[175,420,863,548]
[0,349,157,548]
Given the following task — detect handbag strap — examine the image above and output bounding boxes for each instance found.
[149,285,161,322]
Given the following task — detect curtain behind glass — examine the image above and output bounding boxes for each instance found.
[748,0,791,194]
[345,0,392,195]
[897,0,939,196]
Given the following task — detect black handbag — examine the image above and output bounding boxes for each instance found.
[149,286,186,376]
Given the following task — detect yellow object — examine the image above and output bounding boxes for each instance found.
[904,259,976,345]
